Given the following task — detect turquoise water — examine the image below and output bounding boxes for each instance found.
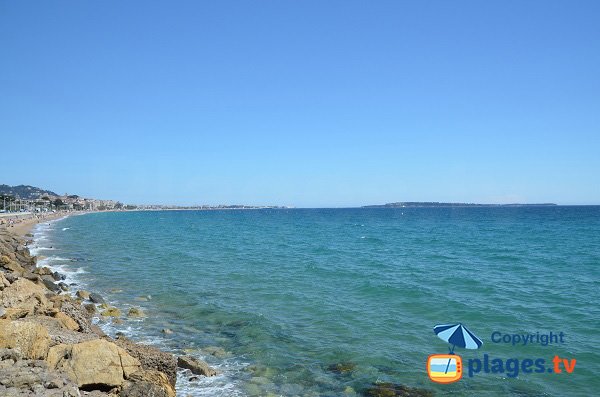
[32,207,600,396]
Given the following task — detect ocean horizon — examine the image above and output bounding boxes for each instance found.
[31,206,600,396]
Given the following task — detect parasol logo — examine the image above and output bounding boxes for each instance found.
[427,323,483,384]
[427,324,577,381]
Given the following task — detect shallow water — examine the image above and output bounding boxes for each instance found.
[31,207,600,396]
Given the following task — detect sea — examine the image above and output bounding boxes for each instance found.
[29,207,600,396]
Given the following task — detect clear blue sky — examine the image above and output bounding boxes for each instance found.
[1,1,598,207]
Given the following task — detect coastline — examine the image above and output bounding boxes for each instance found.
[0,216,219,396]
[0,211,73,237]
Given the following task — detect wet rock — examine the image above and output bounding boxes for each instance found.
[327,362,357,374]
[363,382,434,397]
[120,369,175,397]
[127,307,145,318]
[51,271,65,281]
[83,304,96,316]
[161,328,173,335]
[88,293,105,304]
[100,307,121,317]
[114,336,177,386]
[75,290,90,300]
[40,276,61,293]
[202,346,231,358]
[177,355,218,377]
[58,282,69,292]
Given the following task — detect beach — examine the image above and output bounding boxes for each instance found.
[0,211,71,236]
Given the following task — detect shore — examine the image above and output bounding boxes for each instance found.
[0,217,218,396]
[0,211,72,236]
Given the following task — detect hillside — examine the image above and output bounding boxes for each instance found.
[0,184,59,200]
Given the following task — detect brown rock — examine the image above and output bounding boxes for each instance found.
[114,336,177,386]
[33,266,54,276]
[0,319,50,359]
[120,369,176,397]
[54,312,80,331]
[101,307,121,317]
[177,355,218,377]
[127,307,145,317]
[75,290,90,300]
[0,278,49,318]
[47,339,141,388]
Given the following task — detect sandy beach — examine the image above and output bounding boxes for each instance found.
[0,211,73,236]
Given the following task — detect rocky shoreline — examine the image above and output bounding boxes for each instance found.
[0,227,217,396]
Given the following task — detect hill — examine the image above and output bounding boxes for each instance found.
[0,184,59,200]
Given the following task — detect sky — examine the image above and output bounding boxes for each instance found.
[1,1,599,207]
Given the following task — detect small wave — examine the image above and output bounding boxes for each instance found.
[62,227,71,231]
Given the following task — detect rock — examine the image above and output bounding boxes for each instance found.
[0,273,10,287]
[60,301,93,334]
[0,350,80,396]
[53,312,79,331]
[1,307,30,320]
[113,318,124,325]
[23,272,41,282]
[202,346,231,358]
[0,255,25,273]
[177,355,218,377]
[100,307,121,317]
[58,282,69,291]
[75,290,90,300]
[88,293,105,304]
[127,307,145,318]
[33,267,53,276]
[47,339,141,389]
[83,303,96,316]
[0,319,50,359]
[364,382,434,397]
[114,336,177,386]
[0,278,49,317]
[327,362,356,374]
[120,369,175,397]
[161,328,173,335]
[51,271,65,281]
[40,277,61,293]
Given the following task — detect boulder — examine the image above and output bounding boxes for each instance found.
[75,290,90,300]
[0,319,50,359]
[0,349,80,397]
[88,293,105,304]
[120,369,175,397]
[33,267,54,276]
[40,277,61,294]
[0,255,25,273]
[100,307,121,317]
[47,339,141,389]
[114,336,177,386]
[127,307,145,318]
[53,312,79,331]
[0,278,49,317]
[177,355,218,377]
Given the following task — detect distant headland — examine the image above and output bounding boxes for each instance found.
[363,202,558,208]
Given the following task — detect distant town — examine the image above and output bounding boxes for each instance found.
[0,184,287,213]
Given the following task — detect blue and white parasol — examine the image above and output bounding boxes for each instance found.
[433,323,483,353]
